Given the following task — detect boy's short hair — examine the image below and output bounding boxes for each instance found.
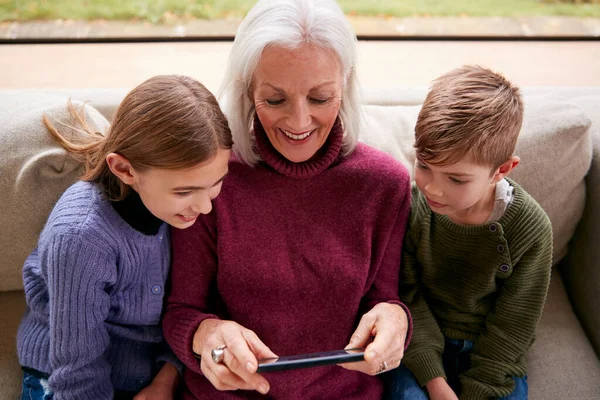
[415,65,524,169]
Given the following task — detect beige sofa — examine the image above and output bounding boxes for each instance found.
[1,87,599,399]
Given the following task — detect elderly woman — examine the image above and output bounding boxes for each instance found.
[163,0,412,398]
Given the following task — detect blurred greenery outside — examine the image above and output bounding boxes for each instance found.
[1,0,600,23]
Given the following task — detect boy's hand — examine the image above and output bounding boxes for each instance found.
[426,377,459,400]
[133,362,179,400]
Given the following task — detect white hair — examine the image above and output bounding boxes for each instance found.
[218,0,363,165]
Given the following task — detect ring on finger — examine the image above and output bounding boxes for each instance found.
[211,344,227,364]
[376,360,388,374]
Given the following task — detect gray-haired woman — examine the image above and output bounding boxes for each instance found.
[163,1,413,398]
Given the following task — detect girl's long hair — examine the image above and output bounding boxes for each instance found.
[44,75,233,200]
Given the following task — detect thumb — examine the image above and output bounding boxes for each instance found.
[345,316,375,350]
[243,329,278,360]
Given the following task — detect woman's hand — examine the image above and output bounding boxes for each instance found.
[426,377,459,400]
[133,362,179,400]
[193,318,277,395]
[340,302,409,375]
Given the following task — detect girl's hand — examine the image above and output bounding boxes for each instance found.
[194,319,277,395]
[426,377,459,400]
[340,302,408,375]
[133,362,179,400]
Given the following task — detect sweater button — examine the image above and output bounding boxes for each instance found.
[500,264,510,272]
[151,285,162,295]
[497,244,504,253]
[489,223,497,232]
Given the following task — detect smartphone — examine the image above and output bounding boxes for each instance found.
[256,348,365,372]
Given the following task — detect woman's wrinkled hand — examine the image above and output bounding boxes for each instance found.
[193,319,277,395]
[340,302,408,375]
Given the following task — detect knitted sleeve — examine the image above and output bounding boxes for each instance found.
[460,216,553,400]
[155,341,184,376]
[42,233,115,400]
[398,205,446,386]
[360,168,413,348]
[162,213,220,374]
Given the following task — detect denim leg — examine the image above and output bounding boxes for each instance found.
[500,376,528,400]
[21,371,53,400]
[383,364,429,400]
[442,338,473,394]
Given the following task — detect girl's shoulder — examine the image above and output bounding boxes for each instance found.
[41,181,124,250]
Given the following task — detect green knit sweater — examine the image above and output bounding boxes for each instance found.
[399,179,552,400]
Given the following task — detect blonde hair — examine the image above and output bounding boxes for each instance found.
[44,75,233,200]
[218,0,363,165]
[415,65,524,170]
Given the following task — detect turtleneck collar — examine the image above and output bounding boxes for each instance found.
[253,116,344,179]
[111,188,163,236]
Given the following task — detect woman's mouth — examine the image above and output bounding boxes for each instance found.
[279,128,314,141]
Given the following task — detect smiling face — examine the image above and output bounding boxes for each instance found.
[126,148,230,229]
[251,43,343,163]
[414,156,510,225]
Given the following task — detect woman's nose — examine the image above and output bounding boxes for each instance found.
[288,100,311,131]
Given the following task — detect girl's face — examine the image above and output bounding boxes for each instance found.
[251,43,343,163]
[113,148,230,229]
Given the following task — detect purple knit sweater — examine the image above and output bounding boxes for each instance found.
[17,181,177,399]
[163,120,413,399]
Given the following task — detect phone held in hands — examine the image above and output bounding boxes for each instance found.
[256,348,365,373]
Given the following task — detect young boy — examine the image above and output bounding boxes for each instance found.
[392,65,552,400]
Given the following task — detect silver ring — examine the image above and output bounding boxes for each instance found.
[211,344,227,364]
[376,360,388,374]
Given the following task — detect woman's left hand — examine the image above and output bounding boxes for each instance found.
[340,302,408,375]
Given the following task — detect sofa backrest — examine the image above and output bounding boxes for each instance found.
[0,93,109,291]
[0,88,597,292]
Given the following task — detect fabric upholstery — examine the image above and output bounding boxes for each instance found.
[0,93,109,291]
[360,96,593,265]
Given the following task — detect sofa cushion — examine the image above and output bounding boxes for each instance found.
[527,268,600,399]
[360,95,592,265]
[0,94,109,291]
[0,290,26,400]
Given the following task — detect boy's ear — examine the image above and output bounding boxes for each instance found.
[492,156,520,183]
[106,153,136,185]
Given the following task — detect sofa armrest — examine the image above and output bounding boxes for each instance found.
[561,123,600,357]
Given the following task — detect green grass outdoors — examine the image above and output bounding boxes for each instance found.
[1,0,600,23]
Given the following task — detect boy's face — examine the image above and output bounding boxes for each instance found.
[414,156,516,223]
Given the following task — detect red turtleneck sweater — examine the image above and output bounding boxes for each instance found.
[163,119,412,399]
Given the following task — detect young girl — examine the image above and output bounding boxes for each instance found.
[17,75,233,400]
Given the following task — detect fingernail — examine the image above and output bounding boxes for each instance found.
[258,384,269,394]
[246,361,256,373]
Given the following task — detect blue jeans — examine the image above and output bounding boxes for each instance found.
[21,367,138,400]
[384,339,528,399]
[21,368,53,400]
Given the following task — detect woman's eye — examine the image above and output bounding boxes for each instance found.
[310,97,328,104]
[266,99,284,106]
[175,191,192,197]
[416,162,429,170]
